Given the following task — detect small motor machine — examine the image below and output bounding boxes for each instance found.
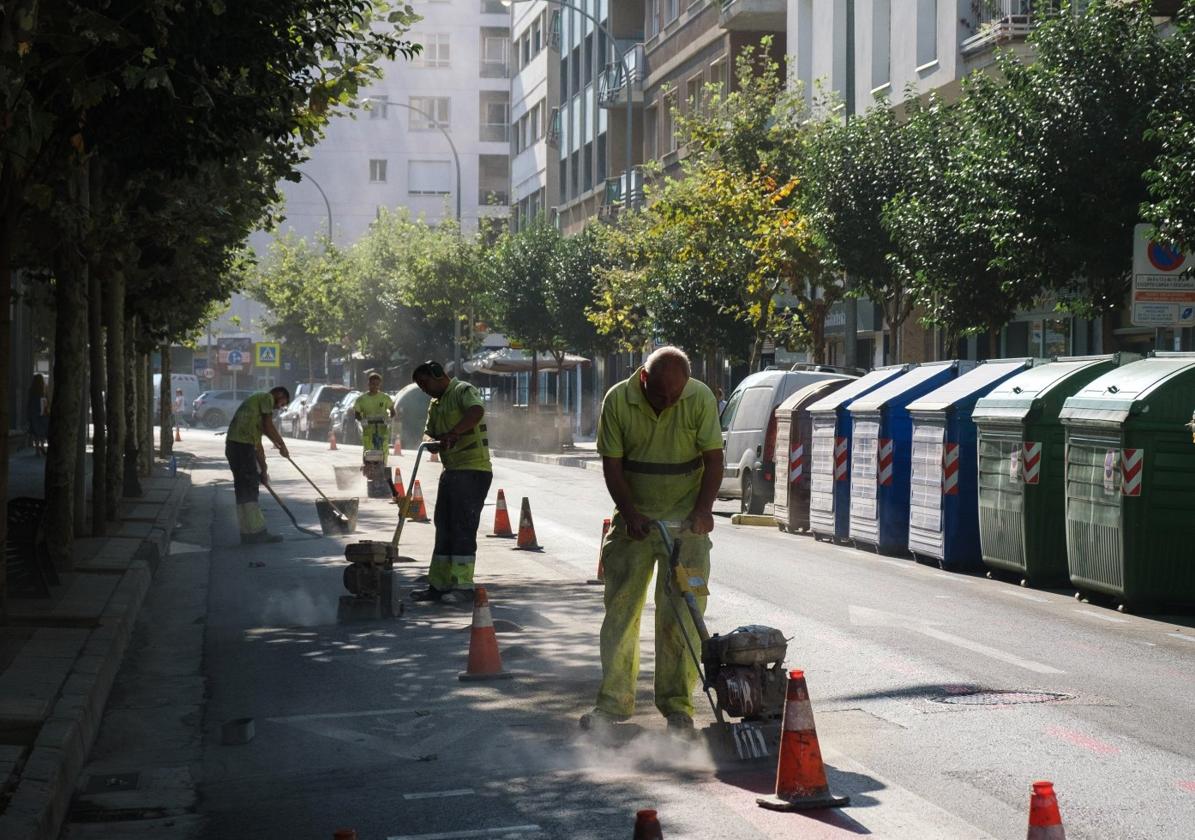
[361,415,392,499]
[338,540,401,622]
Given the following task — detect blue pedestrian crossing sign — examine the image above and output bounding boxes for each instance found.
[255,342,281,368]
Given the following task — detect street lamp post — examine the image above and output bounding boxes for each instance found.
[363,97,463,225]
[503,0,637,209]
[295,169,334,246]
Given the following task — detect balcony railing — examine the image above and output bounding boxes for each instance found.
[480,124,509,143]
[718,0,786,32]
[961,0,1055,55]
[597,43,646,108]
[480,59,509,79]
[600,167,644,216]
[546,107,561,148]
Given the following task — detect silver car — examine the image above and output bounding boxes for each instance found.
[191,390,255,429]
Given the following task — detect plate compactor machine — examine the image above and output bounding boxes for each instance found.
[655,520,790,762]
[338,442,440,622]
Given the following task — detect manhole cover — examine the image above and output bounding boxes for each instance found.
[931,690,1075,707]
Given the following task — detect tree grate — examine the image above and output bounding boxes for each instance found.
[930,690,1075,706]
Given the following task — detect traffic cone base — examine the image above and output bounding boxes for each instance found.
[174,425,182,442]
[487,489,515,539]
[513,496,543,552]
[459,587,514,682]
[632,808,663,840]
[393,437,402,456]
[588,517,612,585]
[757,670,849,812]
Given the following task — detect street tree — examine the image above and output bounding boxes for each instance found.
[1143,10,1195,251]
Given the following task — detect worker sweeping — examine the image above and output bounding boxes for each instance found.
[225,387,291,544]
[408,361,493,604]
[580,347,723,736]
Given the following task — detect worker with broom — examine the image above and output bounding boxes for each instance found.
[408,361,492,605]
[225,387,291,544]
[580,347,723,736]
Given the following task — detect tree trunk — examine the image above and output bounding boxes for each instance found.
[159,345,172,458]
[139,352,152,475]
[45,267,88,568]
[105,269,125,519]
[123,319,142,497]
[88,269,107,536]
[0,195,15,609]
[811,301,828,365]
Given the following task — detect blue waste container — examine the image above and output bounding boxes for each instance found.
[807,365,911,542]
[906,359,1037,570]
[848,361,974,554]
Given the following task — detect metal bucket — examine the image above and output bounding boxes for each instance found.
[316,498,359,535]
[333,465,362,491]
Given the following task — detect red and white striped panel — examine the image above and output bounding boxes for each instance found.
[878,439,894,486]
[942,443,960,495]
[789,443,805,484]
[834,437,849,482]
[1121,448,1144,497]
[1022,441,1042,485]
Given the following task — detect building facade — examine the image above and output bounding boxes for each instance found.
[510,0,556,230]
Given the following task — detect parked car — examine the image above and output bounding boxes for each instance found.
[277,393,310,437]
[191,390,255,429]
[298,384,350,439]
[328,391,363,445]
[152,373,202,424]
[719,367,855,514]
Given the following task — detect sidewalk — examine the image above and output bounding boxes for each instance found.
[491,438,602,472]
[0,445,191,840]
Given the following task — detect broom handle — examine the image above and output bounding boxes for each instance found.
[285,456,348,520]
[390,441,440,550]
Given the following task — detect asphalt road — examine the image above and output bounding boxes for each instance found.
[180,428,1195,840]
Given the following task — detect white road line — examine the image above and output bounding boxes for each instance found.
[918,626,1065,674]
[1074,609,1129,624]
[403,789,475,801]
[387,826,542,840]
[1168,633,1195,644]
[997,590,1050,603]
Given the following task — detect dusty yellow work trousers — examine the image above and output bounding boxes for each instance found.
[595,514,711,719]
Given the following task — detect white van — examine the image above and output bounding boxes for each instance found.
[719,367,856,514]
[152,373,202,423]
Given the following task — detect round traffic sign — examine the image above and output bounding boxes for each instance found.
[203,367,215,379]
[228,350,243,365]
[1147,240,1185,272]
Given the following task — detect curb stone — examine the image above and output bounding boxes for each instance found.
[0,465,192,840]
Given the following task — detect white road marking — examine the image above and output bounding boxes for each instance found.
[1073,609,1129,624]
[403,789,475,801]
[1168,633,1195,644]
[997,589,1050,603]
[918,626,1065,674]
[387,826,542,840]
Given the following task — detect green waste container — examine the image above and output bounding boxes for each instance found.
[1059,352,1195,611]
[972,355,1132,587]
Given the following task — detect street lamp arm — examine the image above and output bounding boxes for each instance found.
[362,97,463,226]
[295,168,333,247]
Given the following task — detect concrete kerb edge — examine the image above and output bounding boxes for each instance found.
[0,463,192,840]
[492,449,603,472]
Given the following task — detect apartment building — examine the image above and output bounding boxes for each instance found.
[259,1,512,245]
[510,1,556,230]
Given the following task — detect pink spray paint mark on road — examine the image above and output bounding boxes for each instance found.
[1045,726,1120,756]
[1178,781,1195,794]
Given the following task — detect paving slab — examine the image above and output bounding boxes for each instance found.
[5,575,120,623]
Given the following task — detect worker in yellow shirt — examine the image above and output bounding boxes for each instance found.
[354,371,395,461]
[225,387,291,544]
[580,347,723,736]
[409,361,493,605]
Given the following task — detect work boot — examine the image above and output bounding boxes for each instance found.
[579,708,627,735]
[439,588,475,606]
[665,712,697,740]
[409,587,444,603]
[241,531,283,545]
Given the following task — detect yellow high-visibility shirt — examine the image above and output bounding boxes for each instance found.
[425,380,492,472]
[597,367,722,520]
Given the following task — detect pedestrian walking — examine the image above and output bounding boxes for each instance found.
[580,346,723,736]
[225,387,291,544]
[716,386,727,415]
[408,361,492,605]
[173,388,190,429]
[353,371,395,462]
[26,374,49,456]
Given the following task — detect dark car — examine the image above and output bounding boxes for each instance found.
[298,384,351,439]
[328,391,363,445]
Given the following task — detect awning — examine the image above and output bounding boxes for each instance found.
[460,348,591,375]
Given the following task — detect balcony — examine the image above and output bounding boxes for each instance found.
[546,107,561,148]
[718,0,786,32]
[480,123,509,143]
[599,167,644,218]
[597,43,645,108]
[549,10,562,50]
[961,0,1051,56]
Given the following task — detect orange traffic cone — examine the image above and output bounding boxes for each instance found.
[632,809,663,839]
[1027,781,1066,839]
[409,480,430,522]
[392,436,402,456]
[458,587,513,681]
[513,496,542,552]
[328,427,338,450]
[588,518,612,584]
[174,424,182,442]
[487,489,514,538]
[391,467,405,503]
[757,670,849,811]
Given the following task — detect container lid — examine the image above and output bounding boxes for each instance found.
[807,365,912,414]
[776,376,853,414]
[1060,354,1195,424]
[848,362,960,412]
[972,355,1123,422]
[907,359,1034,413]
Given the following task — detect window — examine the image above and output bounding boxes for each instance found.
[664,93,678,153]
[560,55,569,98]
[368,94,389,119]
[583,140,593,192]
[523,34,532,67]
[584,34,593,86]
[666,0,679,23]
[916,0,937,67]
[409,96,450,130]
[530,102,541,140]
[413,33,451,67]
[685,73,704,117]
[408,160,453,195]
[571,47,581,96]
[481,0,506,12]
[482,29,509,77]
[478,154,509,205]
[480,91,509,142]
[570,150,579,197]
[647,0,660,38]
[369,159,388,183]
[645,106,658,161]
[532,17,542,53]
[709,58,727,95]
[872,0,891,89]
